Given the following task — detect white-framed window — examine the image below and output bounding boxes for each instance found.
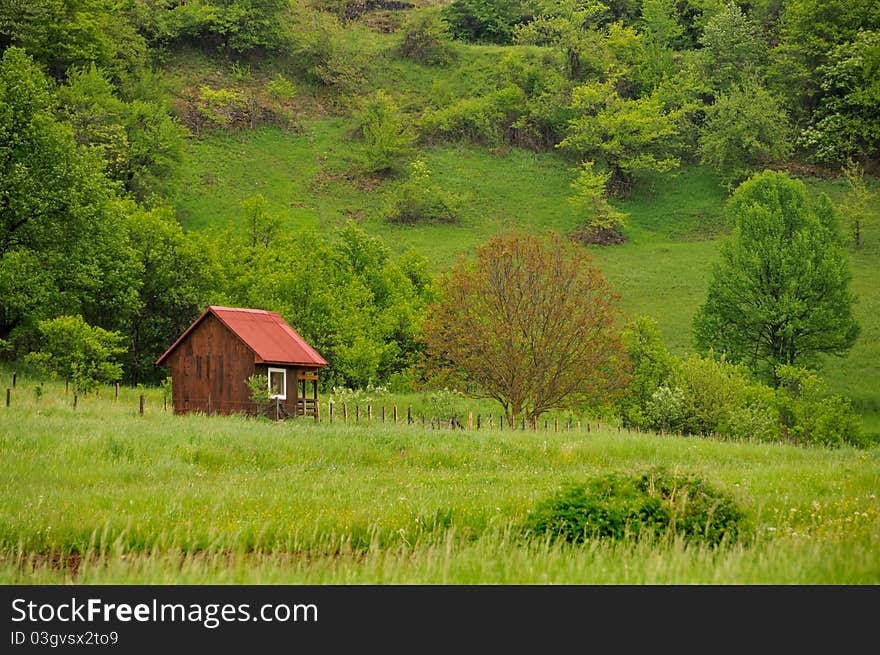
[268,367,287,400]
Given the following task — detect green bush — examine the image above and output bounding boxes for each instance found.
[355,91,415,175]
[522,469,747,546]
[196,86,248,128]
[668,354,753,436]
[399,8,456,66]
[441,0,530,44]
[775,365,865,447]
[616,316,675,429]
[419,85,526,146]
[385,158,458,224]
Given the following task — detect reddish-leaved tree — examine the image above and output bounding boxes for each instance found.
[423,230,628,426]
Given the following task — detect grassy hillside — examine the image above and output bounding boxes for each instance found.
[170,119,880,430]
[1,375,878,584]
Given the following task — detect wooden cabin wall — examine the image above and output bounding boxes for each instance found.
[167,314,256,414]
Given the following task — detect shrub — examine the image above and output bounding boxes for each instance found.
[24,315,126,394]
[646,385,687,433]
[246,374,271,413]
[522,469,747,546]
[567,160,627,239]
[328,383,389,408]
[441,0,528,44]
[726,383,781,442]
[196,86,248,128]
[615,316,675,429]
[419,85,526,146]
[775,365,864,447]
[666,354,753,435]
[399,9,456,66]
[385,158,458,224]
[291,11,366,92]
[423,387,466,418]
[265,73,296,101]
[355,91,415,175]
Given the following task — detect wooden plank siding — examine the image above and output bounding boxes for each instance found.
[162,313,316,417]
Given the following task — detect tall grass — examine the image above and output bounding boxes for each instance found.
[1,375,878,583]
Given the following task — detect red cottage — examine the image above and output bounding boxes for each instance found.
[155,306,327,418]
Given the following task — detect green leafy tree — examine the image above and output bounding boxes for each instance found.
[441,0,530,45]
[693,170,859,383]
[698,2,767,90]
[0,0,146,82]
[223,221,433,388]
[125,205,219,385]
[559,80,684,190]
[513,2,617,82]
[398,7,456,66]
[797,30,880,166]
[423,230,627,425]
[767,0,878,125]
[0,47,140,348]
[56,63,186,201]
[640,0,684,49]
[698,78,794,190]
[838,158,874,249]
[25,315,126,393]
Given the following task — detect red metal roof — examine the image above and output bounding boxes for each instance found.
[155,306,327,367]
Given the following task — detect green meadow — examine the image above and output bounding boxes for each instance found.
[1,374,878,584]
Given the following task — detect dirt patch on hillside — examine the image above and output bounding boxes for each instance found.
[569,224,627,246]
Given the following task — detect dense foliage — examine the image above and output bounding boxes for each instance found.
[522,469,748,546]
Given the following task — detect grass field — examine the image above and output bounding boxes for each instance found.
[1,374,878,584]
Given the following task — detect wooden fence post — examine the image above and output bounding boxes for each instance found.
[139,394,143,415]
[356,405,360,422]
[367,405,372,422]
[115,382,119,400]
[74,394,78,410]
[12,372,16,388]
[381,405,385,423]
[407,406,413,424]
[329,401,334,423]
[164,396,167,412]
[477,414,481,430]
[393,405,398,424]
[5,388,9,407]
[554,418,558,432]
[468,412,473,430]
[342,403,348,423]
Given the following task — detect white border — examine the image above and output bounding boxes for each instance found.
[267,367,287,400]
